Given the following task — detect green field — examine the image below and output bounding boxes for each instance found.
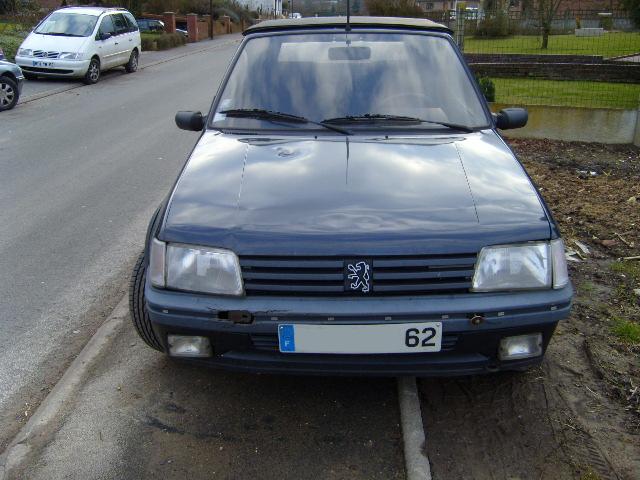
[492,78,640,109]
[465,32,640,58]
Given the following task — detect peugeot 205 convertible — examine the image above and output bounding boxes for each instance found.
[129,17,572,376]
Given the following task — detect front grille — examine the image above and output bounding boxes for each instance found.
[33,50,60,59]
[250,333,459,352]
[240,254,476,296]
[22,67,73,74]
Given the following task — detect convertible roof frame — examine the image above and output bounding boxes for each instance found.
[243,16,453,36]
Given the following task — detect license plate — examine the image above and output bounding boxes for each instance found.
[32,60,53,67]
[278,322,442,354]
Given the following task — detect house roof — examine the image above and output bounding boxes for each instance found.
[244,16,452,35]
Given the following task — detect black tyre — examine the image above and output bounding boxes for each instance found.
[129,251,164,351]
[0,75,19,111]
[83,57,101,85]
[125,49,139,73]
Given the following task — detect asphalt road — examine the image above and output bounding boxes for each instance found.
[0,37,241,449]
[1,36,406,479]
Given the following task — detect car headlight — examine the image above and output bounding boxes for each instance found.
[58,52,81,60]
[149,239,244,296]
[17,48,33,57]
[472,239,568,292]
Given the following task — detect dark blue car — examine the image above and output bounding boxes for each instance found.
[129,17,572,376]
[0,51,24,112]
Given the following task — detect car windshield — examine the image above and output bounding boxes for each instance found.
[34,12,98,37]
[212,32,489,132]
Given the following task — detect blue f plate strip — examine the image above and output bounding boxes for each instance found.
[278,324,296,352]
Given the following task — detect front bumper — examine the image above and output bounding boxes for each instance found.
[15,56,90,77]
[16,73,24,94]
[145,283,573,376]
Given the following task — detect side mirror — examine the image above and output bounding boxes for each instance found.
[493,108,528,130]
[175,111,205,131]
[100,32,112,41]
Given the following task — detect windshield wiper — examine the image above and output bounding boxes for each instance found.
[322,114,474,133]
[219,109,351,135]
[37,32,84,37]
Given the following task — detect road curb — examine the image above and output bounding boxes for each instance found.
[397,377,432,480]
[19,35,242,105]
[0,296,128,480]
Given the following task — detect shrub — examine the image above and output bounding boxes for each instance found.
[365,0,423,17]
[141,32,185,51]
[599,15,613,30]
[0,32,24,61]
[476,76,496,102]
[475,11,513,38]
[621,0,640,29]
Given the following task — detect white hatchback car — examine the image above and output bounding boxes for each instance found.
[15,7,141,84]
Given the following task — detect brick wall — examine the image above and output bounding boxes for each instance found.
[468,61,640,83]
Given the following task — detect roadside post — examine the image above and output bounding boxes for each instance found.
[455,2,466,51]
[209,0,214,38]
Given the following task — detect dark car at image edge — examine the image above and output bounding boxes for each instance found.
[129,16,573,376]
[0,49,25,111]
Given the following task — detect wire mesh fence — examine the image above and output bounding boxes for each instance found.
[422,9,640,109]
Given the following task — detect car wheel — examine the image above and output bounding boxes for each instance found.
[83,57,101,85]
[0,76,19,111]
[129,251,164,351]
[125,49,139,73]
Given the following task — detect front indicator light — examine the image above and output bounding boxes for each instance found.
[149,238,166,288]
[550,238,569,289]
[499,333,542,360]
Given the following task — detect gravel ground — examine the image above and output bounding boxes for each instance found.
[419,139,640,480]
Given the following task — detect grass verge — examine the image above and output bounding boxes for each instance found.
[465,32,640,58]
[492,77,640,109]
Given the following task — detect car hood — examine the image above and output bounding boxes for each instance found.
[0,60,19,69]
[161,130,550,255]
[20,33,89,52]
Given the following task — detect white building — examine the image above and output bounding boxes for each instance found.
[237,0,283,16]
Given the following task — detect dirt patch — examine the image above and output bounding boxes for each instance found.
[420,139,640,480]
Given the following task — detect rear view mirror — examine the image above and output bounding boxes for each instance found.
[100,32,112,41]
[175,111,205,131]
[494,108,528,130]
[328,46,371,61]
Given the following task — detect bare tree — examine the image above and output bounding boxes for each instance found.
[536,0,563,49]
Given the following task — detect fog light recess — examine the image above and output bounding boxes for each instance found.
[168,335,213,358]
[499,333,542,361]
